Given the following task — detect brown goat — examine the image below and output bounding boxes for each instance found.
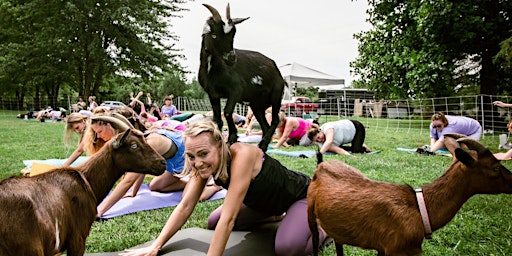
[308,133,512,256]
[0,128,166,255]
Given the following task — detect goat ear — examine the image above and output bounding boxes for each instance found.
[231,17,249,25]
[454,148,476,167]
[113,130,131,149]
[444,135,460,155]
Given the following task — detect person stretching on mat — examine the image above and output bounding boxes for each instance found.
[307,119,371,156]
[80,112,221,218]
[273,111,314,148]
[426,112,482,153]
[62,112,90,167]
[120,119,328,256]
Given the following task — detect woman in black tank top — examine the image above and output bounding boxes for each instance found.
[122,119,327,256]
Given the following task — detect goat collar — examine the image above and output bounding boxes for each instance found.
[415,188,432,239]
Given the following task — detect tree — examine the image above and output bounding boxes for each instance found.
[0,0,188,106]
[351,0,512,99]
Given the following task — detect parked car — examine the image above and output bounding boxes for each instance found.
[280,96,319,116]
[100,101,126,110]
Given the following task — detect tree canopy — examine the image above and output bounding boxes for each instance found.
[351,0,512,99]
[0,0,188,106]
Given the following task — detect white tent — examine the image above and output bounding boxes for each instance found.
[279,63,345,100]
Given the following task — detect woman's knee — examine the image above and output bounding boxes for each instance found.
[207,206,222,230]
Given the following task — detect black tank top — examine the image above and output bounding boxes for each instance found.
[215,153,310,215]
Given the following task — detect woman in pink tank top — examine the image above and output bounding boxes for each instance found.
[274,112,313,148]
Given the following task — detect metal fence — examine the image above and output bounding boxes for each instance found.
[3,94,512,137]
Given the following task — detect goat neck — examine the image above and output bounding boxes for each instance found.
[78,145,124,205]
[421,147,512,232]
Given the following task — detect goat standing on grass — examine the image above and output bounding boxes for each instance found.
[0,116,166,256]
[308,133,512,256]
[199,3,285,151]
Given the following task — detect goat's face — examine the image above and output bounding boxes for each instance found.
[202,4,249,66]
[111,129,166,175]
[445,134,512,194]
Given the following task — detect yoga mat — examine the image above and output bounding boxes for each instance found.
[84,222,279,256]
[237,134,262,143]
[266,149,319,158]
[99,184,227,220]
[397,148,450,155]
[23,156,90,168]
[267,149,379,158]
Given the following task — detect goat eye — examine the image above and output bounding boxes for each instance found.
[131,143,138,149]
[211,35,217,39]
[495,166,501,172]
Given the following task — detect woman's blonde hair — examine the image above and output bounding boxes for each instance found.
[431,112,449,126]
[180,119,231,183]
[63,113,88,147]
[82,111,118,155]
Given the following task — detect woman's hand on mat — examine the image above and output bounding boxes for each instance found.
[119,246,160,256]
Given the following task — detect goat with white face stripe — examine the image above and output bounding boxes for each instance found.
[199,3,285,151]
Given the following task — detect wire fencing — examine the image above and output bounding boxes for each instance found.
[2,94,512,140]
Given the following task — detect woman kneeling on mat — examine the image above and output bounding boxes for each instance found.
[120,119,327,256]
[307,119,370,156]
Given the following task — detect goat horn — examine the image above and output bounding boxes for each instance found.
[456,137,488,155]
[226,3,231,21]
[111,113,135,129]
[203,4,222,22]
[91,116,130,132]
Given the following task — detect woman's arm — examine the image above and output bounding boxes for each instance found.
[62,141,85,167]
[125,174,145,198]
[493,101,512,108]
[120,176,207,256]
[274,118,297,148]
[207,143,258,256]
[494,149,512,160]
[430,137,445,152]
[97,172,145,217]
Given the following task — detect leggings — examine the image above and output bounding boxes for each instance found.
[207,198,325,256]
[341,120,366,153]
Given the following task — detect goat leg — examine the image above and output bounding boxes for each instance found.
[335,242,344,256]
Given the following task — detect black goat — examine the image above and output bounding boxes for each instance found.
[199,3,285,151]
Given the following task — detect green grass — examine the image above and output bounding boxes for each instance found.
[1,110,512,255]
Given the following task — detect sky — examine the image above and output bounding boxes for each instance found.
[171,0,371,86]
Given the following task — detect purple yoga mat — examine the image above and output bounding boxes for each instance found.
[99,184,226,220]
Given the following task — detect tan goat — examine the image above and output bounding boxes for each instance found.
[0,116,166,255]
[308,133,512,255]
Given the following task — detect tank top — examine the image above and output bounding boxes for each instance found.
[288,118,313,139]
[152,129,185,174]
[214,153,310,215]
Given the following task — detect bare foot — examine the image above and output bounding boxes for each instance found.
[199,184,222,201]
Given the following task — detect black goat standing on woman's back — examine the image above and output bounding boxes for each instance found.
[199,3,285,151]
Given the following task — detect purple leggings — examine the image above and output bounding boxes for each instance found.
[207,198,326,256]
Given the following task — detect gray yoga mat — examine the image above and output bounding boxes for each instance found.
[85,222,278,256]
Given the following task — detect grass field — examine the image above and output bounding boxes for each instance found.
[1,110,512,255]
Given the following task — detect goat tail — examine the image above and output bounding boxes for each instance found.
[316,146,323,166]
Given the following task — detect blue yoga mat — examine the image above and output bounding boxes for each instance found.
[23,156,90,168]
[396,148,450,154]
[99,183,226,220]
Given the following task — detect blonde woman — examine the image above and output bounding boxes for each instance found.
[62,113,90,167]
[121,119,327,256]
[82,111,220,218]
[88,96,99,111]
